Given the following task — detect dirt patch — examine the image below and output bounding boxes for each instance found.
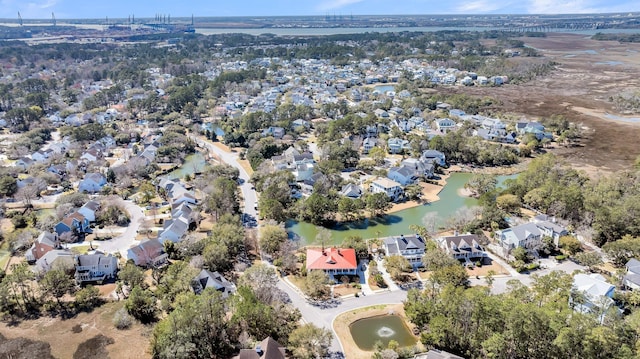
[0,302,151,359]
[448,33,640,174]
[333,304,422,359]
[0,333,55,359]
[73,334,115,359]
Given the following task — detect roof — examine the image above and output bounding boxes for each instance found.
[573,273,615,299]
[37,231,58,247]
[383,234,425,252]
[415,349,465,359]
[128,239,164,259]
[76,253,115,267]
[193,269,236,295]
[36,250,74,271]
[238,337,286,359]
[81,200,101,212]
[389,165,415,178]
[439,234,484,255]
[498,222,541,246]
[306,247,357,271]
[371,178,401,189]
[627,258,640,275]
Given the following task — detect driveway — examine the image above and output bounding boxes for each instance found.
[95,200,145,257]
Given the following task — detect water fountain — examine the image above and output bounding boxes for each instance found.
[349,315,417,351]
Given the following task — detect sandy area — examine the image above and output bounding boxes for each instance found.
[332,304,422,359]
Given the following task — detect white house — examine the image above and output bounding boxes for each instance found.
[382,234,426,268]
[74,253,118,284]
[387,166,416,186]
[78,173,107,193]
[571,273,616,323]
[495,222,543,255]
[435,118,456,133]
[438,234,486,262]
[77,200,101,222]
[192,269,236,298]
[370,178,404,202]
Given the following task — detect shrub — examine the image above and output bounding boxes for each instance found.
[555,255,567,261]
[113,308,133,330]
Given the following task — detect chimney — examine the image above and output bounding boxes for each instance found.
[454,230,459,236]
[255,345,263,356]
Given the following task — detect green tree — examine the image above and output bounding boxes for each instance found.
[260,225,289,257]
[365,192,392,217]
[39,268,75,312]
[138,181,156,205]
[125,286,157,323]
[342,236,369,259]
[384,255,413,281]
[368,146,386,165]
[302,270,332,300]
[496,194,521,214]
[404,184,423,201]
[288,323,332,359]
[74,285,101,311]
[573,252,603,272]
[464,174,497,197]
[431,264,469,287]
[0,175,17,197]
[118,262,146,289]
[558,236,582,255]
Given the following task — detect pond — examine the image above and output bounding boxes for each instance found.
[168,152,206,180]
[349,315,417,351]
[287,172,516,245]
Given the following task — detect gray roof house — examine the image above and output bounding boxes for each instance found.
[495,222,543,255]
[438,234,486,261]
[36,249,75,273]
[192,269,236,298]
[414,349,464,359]
[571,273,615,323]
[383,234,426,268]
[74,253,118,284]
[388,165,417,186]
[340,183,363,199]
[624,259,640,290]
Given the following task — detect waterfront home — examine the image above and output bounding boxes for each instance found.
[438,234,486,262]
[127,239,168,267]
[74,253,118,284]
[402,157,435,179]
[531,215,569,247]
[306,247,357,279]
[340,183,363,199]
[388,165,417,186]
[382,234,426,268]
[494,222,543,255]
[421,150,446,167]
[370,178,404,202]
[192,269,236,298]
[571,273,615,323]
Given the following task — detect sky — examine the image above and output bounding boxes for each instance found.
[1,0,638,20]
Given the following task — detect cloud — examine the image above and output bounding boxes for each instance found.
[316,0,366,12]
[455,0,508,13]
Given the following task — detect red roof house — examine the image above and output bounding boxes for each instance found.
[306,247,358,277]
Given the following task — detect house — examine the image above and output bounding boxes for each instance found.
[402,157,435,179]
[362,137,377,154]
[158,216,190,244]
[571,273,615,322]
[388,165,416,186]
[494,222,543,254]
[370,178,404,202]
[31,150,52,163]
[387,138,410,154]
[36,250,75,273]
[262,126,285,139]
[421,150,446,167]
[79,173,107,193]
[306,247,358,279]
[624,259,640,290]
[25,231,59,263]
[15,157,34,171]
[192,269,236,298]
[382,234,426,268]
[435,118,456,133]
[77,200,101,222]
[438,234,486,262]
[55,212,91,236]
[80,148,101,162]
[127,239,168,267]
[532,215,569,247]
[74,253,118,284]
[340,183,363,199]
[236,337,286,359]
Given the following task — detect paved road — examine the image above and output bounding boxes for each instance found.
[277,276,409,355]
[190,134,258,220]
[95,200,144,257]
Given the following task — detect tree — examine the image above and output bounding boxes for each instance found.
[118,262,146,290]
[404,184,423,201]
[496,194,521,214]
[125,286,157,323]
[384,255,413,281]
[511,247,528,262]
[431,264,469,287]
[40,268,75,312]
[368,146,386,165]
[342,236,369,259]
[573,252,603,272]
[465,174,497,197]
[260,224,289,257]
[151,289,235,359]
[0,175,17,197]
[558,235,582,255]
[302,270,331,300]
[138,181,156,205]
[365,192,392,217]
[238,263,282,305]
[75,285,101,311]
[288,323,332,359]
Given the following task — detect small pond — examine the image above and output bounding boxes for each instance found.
[168,152,206,180]
[349,315,417,351]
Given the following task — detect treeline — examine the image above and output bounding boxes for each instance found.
[593,32,640,43]
[405,273,639,359]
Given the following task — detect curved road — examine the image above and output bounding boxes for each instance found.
[96,200,145,257]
